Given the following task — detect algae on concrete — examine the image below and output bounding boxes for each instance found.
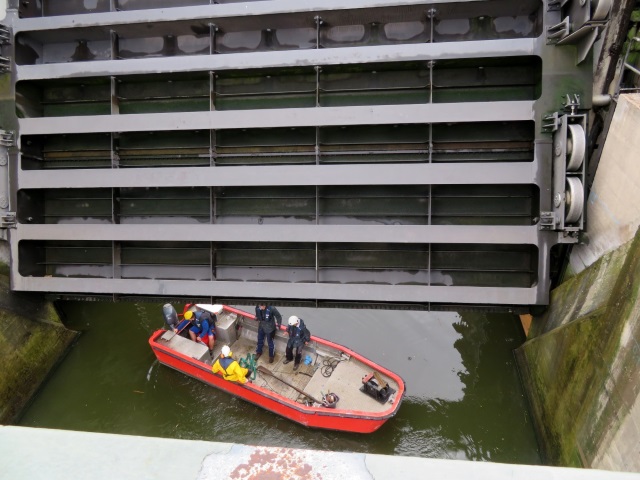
[516,229,640,469]
[0,267,77,424]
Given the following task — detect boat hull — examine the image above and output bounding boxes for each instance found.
[149,306,404,433]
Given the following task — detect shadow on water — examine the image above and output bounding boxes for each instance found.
[18,301,540,465]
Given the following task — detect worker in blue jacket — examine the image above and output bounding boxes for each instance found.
[185,310,216,356]
[254,302,282,363]
[284,315,311,371]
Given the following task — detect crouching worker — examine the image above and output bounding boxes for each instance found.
[185,310,216,356]
[212,345,249,384]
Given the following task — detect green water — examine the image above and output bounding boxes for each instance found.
[19,301,540,464]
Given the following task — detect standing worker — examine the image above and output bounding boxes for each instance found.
[284,315,311,371]
[254,302,282,363]
[185,310,216,356]
[212,345,250,384]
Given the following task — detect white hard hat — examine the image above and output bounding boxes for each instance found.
[288,315,300,326]
[221,345,231,357]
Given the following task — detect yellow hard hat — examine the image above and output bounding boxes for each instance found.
[184,310,193,320]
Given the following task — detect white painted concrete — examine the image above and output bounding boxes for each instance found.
[593,394,640,472]
[571,94,640,273]
[1,426,640,480]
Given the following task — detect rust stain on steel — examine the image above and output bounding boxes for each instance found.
[229,447,322,480]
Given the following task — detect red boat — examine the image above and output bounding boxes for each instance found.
[149,304,405,433]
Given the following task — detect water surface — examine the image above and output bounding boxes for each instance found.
[19,301,540,464]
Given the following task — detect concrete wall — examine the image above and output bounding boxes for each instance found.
[516,230,640,471]
[0,263,77,424]
[570,94,640,273]
[573,93,640,473]
[517,94,640,472]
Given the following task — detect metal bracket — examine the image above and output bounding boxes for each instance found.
[0,25,10,45]
[543,94,582,133]
[0,131,14,218]
[543,112,560,133]
[0,55,10,74]
[546,0,612,63]
[0,130,14,147]
[562,93,581,115]
[315,16,324,49]
[558,22,607,65]
[539,211,556,229]
[547,17,570,42]
[0,212,15,228]
[0,25,12,74]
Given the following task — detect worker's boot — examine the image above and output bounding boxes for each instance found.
[254,352,262,361]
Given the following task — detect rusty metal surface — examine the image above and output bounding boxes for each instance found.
[200,444,370,479]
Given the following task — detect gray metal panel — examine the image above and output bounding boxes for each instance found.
[15,224,541,245]
[11,275,539,305]
[2,0,593,307]
[12,0,521,32]
[18,102,535,135]
[17,163,538,189]
[16,39,537,81]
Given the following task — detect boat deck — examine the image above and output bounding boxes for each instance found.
[157,324,398,413]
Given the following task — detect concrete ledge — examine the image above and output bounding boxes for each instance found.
[1,426,639,480]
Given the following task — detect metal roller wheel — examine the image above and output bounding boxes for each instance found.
[592,0,612,21]
[565,177,585,224]
[566,124,586,172]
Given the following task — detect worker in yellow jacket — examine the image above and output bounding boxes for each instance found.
[212,345,249,384]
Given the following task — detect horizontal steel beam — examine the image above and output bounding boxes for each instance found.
[13,0,518,32]
[18,102,535,136]
[16,39,537,81]
[11,276,539,305]
[15,224,542,245]
[17,163,538,189]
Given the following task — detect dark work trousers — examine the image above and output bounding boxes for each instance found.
[285,344,303,366]
[256,325,275,357]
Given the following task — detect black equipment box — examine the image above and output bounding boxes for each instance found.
[360,374,396,404]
